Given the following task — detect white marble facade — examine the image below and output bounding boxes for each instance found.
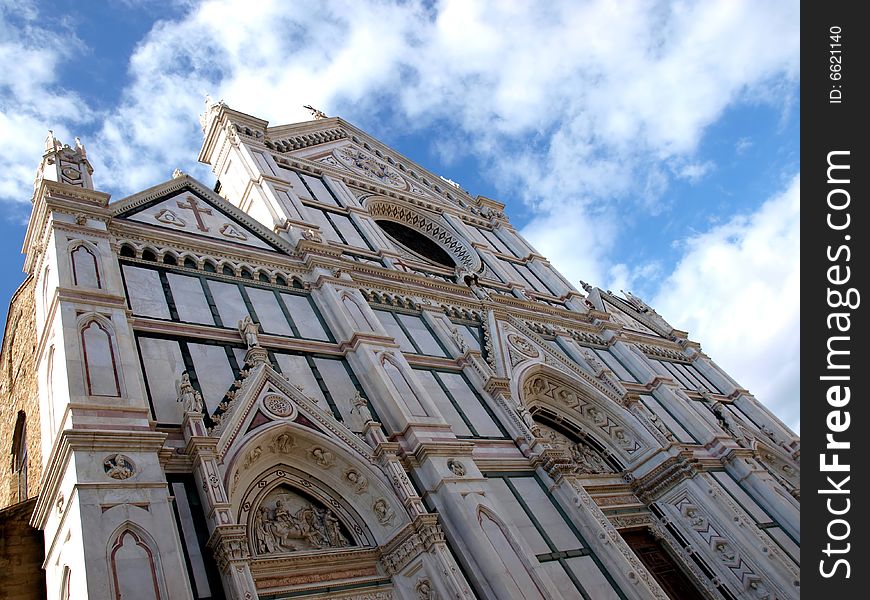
[20,103,799,599]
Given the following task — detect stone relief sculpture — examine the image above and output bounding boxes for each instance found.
[570,442,613,475]
[416,578,437,600]
[343,468,368,494]
[252,486,352,555]
[103,454,135,480]
[309,446,336,469]
[372,498,395,526]
[176,371,204,414]
[447,459,466,477]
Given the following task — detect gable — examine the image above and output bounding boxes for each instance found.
[602,297,660,336]
[124,189,276,249]
[312,141,463,210]
[112,177,291,253]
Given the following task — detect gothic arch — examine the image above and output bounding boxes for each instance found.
[339,291,375,331]
[77,314,123,397]
[67,239,102,288]
[107,522,167,600]
[224,420,406,547]
[475,505,550,600]
[239,464,373,558]
[515,363,655,462]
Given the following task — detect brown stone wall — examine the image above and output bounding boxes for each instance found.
[0,498,47,600]
[0,277,42,510]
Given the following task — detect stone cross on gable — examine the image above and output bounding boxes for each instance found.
[176,195,213,232]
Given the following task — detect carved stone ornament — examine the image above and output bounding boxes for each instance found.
[269,432,296,454]
[372,498,395,526]
[335,146,405,188]
[507,333,539,358]
[262,393,296,418]
[103,454,135,480]
[343,468,368,494]
[416,577,437,600]
[251,486,352,555]
[447,458,466,477]
[309,446,336,469]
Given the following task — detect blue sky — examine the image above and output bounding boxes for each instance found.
[0,0,800,429]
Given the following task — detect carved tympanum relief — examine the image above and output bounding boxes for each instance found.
[535,422,614,474]
[251,486,353,555]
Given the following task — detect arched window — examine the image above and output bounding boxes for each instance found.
[109,526,164,600]
[71,244,101,288]
[11,411,28,501]
[81,319,121,397]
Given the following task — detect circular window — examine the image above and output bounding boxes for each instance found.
[375,220,456,268]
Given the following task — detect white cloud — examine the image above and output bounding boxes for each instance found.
[0,0,800,427]
[0,2,95,204]
[653,175,800,431]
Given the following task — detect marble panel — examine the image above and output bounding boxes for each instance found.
[208,281,250,329]
[187,343,236,413]
[413,370,471,436]
[438,372,501,437]
[138,337,185,423]
[280,294,330,341]
[167,273,214,325]
[123,266,171,319]
[246,287,294,336]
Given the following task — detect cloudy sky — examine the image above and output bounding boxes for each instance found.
[0,0,800,430]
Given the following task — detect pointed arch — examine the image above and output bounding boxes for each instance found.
[516,363,654,462]
[79,314,122,397]
[107,523,166,600]
[11,411,28,501]
[68,240,102,288]
[339,291,375,331]
[379,352,427,417]
[476,505,548,600]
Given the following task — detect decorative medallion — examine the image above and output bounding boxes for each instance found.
[335,146,405,188]
[507,333,539,358]
[262,393,296,418]
[447,459,466,477]
[103,454,135,480]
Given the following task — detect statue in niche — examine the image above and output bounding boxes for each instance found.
[350,390,374,425]
[238,316,261,349]
[252,486,351,554]
[570,442,612,474]
[176,371,204,414]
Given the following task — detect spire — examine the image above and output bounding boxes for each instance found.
[33,131,95,197]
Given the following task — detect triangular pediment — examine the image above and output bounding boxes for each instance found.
[111,175,293,253]
[212,361,374,463]
[268,118,471,212]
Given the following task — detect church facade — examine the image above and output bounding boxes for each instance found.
[0,101,800,599]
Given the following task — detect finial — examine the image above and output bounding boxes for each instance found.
[303,104,328,119]
[172,168,185,179]
[44,130,61,153]
[74,137,87,158]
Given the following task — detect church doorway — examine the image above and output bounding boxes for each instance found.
[620,528,706,600]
